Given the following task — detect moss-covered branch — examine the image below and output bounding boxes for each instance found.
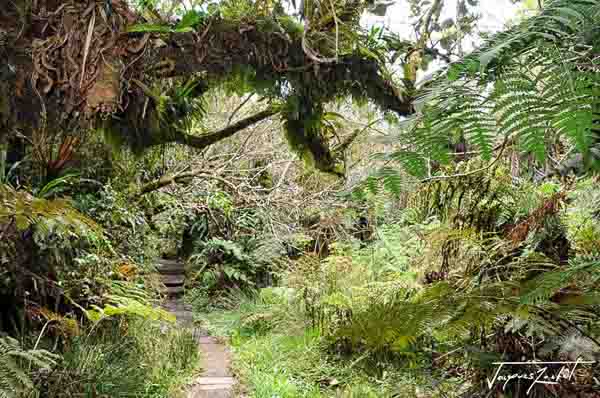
[163,108,278,149]
[9,1,414,177]
[138,169,236,195]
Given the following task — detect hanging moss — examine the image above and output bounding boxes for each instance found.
[282,95,343,176]
[277,15,304,41]
[15,0,414,179]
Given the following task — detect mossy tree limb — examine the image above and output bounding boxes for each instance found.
[138,170,236,196]
[4,1,415,176]
[147,108,279,149]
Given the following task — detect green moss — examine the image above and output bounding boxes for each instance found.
[282,96,345,176]
[277,15,304,40]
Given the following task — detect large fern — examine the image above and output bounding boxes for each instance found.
[85,295,176,324]
[0,336,59,398]
[372,0,600,184]
[0,184,100,234]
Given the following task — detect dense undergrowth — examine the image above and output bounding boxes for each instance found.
[2,0,600,397]
[192,164,600,397]
[0,148,201,396]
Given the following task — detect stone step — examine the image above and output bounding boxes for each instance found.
[162,300,192,313]
[197,336,216,344]
[156,259,185,275]
[161,274,185,286]
[189,385,232,398]
[165,285,184,296]
[194,377,235,385]
[189,378,234,398]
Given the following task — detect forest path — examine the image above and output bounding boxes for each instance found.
[157,259,237,398]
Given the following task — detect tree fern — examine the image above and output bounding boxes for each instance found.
[373,167,400,197]
[519,256,600,306]
[455,0,599,77]
[372,0,600,188]
[492,48,599,160]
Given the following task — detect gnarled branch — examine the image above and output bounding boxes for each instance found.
[138,107,279,150]
[138,169,236,196]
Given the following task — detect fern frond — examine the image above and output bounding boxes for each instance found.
[85,296,176,324]
[0,336,59,397]
[373,0,600,183]
[0,184,101,234]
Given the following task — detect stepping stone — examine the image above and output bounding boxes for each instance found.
[194,377,235,385]
[189,384,232,398]
[197,336,216,344]
[156,259,185,275]
[189,378,235,398]
[162,299,192,312]
[162,274,185,286]
[198,343,231,378]
[165,285,184,296]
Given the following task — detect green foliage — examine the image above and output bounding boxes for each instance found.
[470,0,598,71]
[562,179,600,254]
[190,238,254,285]
[207,191,234,218]
[0,336,59,398]
[0,183,112,333]
[74,183,161,265]
[127,10,211,33]
[410,162,515,231]
[185,191,294,299]
[33,173,82,199]
[375,0,600,180]
[194,174,600,396]
[9,1,600,396]
[495,48,598,161]
[37,319,198,397]
[518,257,600,305]
[197,283,463,397]
[0,184,99,233]
[85,295,176,324]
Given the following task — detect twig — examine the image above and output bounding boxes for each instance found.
[327,0,339,61]
[226,94,255,126]
[137,169,237,195]
[333,118,383,155]
[80,9,96,88]
[267,160,294,196]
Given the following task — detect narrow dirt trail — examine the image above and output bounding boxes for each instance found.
[158,259,237,398]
